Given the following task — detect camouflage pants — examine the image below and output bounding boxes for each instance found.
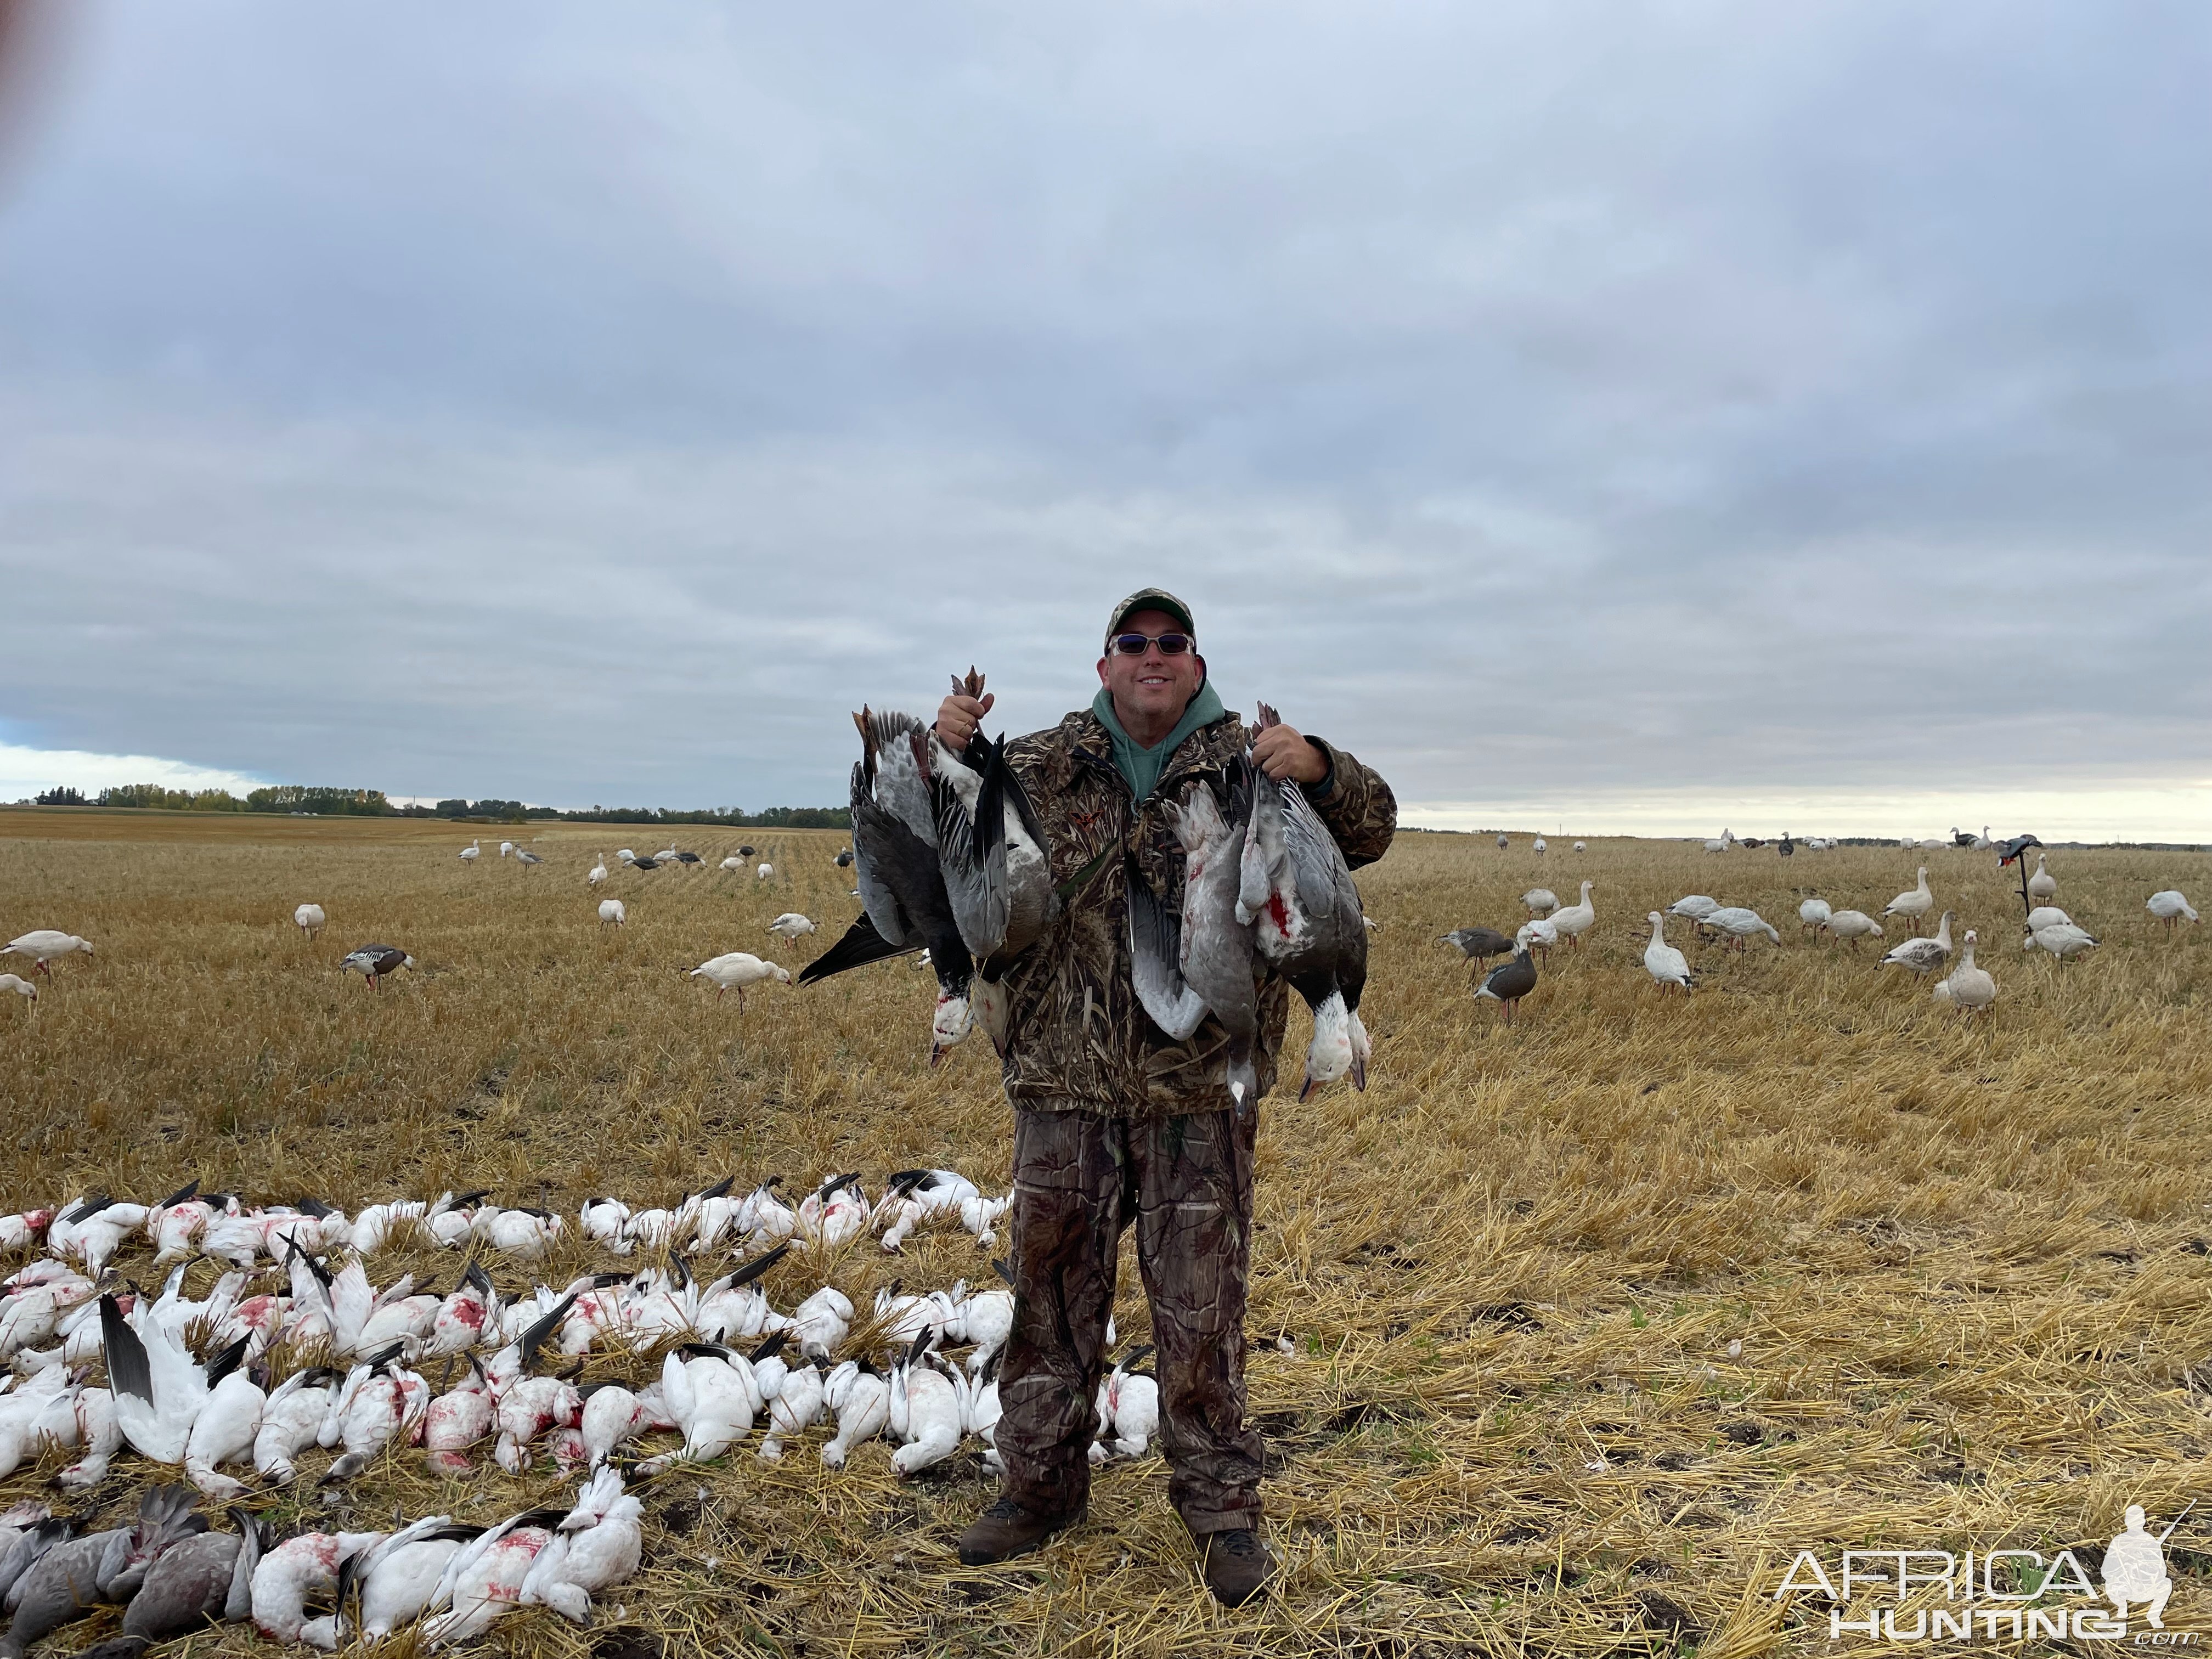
[995,1105,1263,1537]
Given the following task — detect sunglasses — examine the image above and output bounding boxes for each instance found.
[1109,632,1195,656]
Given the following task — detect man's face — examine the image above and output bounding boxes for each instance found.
[1097,608,1204,727]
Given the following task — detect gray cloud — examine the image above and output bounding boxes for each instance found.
[2,1,2207,828]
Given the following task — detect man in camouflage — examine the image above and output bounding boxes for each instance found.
[934,588,1396,1605]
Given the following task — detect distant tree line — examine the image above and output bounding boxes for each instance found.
[26,783,847,828]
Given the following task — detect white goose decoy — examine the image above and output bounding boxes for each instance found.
[2148,890,2199,929]
[689,952,791,1005]
[499,842,515,859]
[1798,898,1832,932]
[719,855,743,872]
[1824,909,1884,947]
[459,840,480,863]
[1937,930,1996,1011]
[1548,881,1595,948]
[0,975,35,1006]
[587,854,608,887]
[1531,836,1547,855]
[1702,830,1736,855]
[1971,825,1993,851]
[2024,921,2099,961]
[597,899,625,928]
[1879,910,1954,974]
[1642,912,1694,994]
[1699,907,1781,950]
[1521,888,1559,918]
[294,904,326,939]
[1667,895,1719,921]
[1496,834,1508,850]
[2025,905,2072,931]
[1514,917,1559,962]
[515,847,541,868]
[3,933,93,975]
[2025,854,2057,903]
[1572,840,1587,853]
[756,862,773,880]
[1883,867,1934,932]
[765,913,817,945]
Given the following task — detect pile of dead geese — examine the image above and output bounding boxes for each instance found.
[0,1171,1161,1517]
[1439,864,2197,1022]
[0,1468,642,1654]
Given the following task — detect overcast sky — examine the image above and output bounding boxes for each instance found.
[2,2,2208,838]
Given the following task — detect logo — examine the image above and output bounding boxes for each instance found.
[1771,1500,2196,1644]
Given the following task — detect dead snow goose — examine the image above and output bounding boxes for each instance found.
[1643,913,1694,994]
[294,905,326,939]
[1883,867,1934,933]
[1937,930,1996,1011]
[1879,910,1954,974]
[2026,854,2057,904]
[3,932,93,975]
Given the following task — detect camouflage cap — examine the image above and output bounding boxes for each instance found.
[1105,588,1196,644]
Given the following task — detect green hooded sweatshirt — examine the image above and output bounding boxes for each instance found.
[1091,680,1227,802]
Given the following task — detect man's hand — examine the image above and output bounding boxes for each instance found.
[1252,721,1329,785]
[935,689,995,754]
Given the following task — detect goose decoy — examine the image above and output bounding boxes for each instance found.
[293,904,326,939]
[2025,905,2071,930]
[629,855,661,871]
[1643,912,1693,994]
[673,850,702,866]
[0,975,34,1006]
[339,945,414,989]
[1883,867,1934,932]
[736,845,757,858]
[1548,880,1596,947]
[1702,831,1736,855]
[597,899,625,928]
[1532,836,1547,855]
[766,913,817,945]
[835,849,855,867]
[459,840,480,862]
[1699,907,1780,950]
[1495,834,1508,850]
[756,862,774,879]
[1521,888,1559,917]
[2148,890,2198,929]
[2024,853,2056,902]
[1516,917,1559,962]
[1880,910,1955,974]
[587,854,608,886]
[1438,927,1513,962]
[515,848,543,867]
[1474,946,1537,1025]
[1778,833,1795,857]
[2023,921,2098,961]
[1937,930,1996,1011]
[1825,909,1883,948]
[690,952,791,1005]
[1667,895,1719,921]
[1572,840,1587,853]
[1798,897,1831,932]
[3,932,92,975]
[719,855,743,871]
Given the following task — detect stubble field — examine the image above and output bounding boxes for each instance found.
[3,807,2210,1658]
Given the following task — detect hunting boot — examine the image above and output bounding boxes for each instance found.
[1199,1530,1276,1606]
[957,1497,1084,1566]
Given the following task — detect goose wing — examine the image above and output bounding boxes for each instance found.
[1126,870,1209,1041]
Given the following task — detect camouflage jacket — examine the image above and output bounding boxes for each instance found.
[996,708,1396,1119]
